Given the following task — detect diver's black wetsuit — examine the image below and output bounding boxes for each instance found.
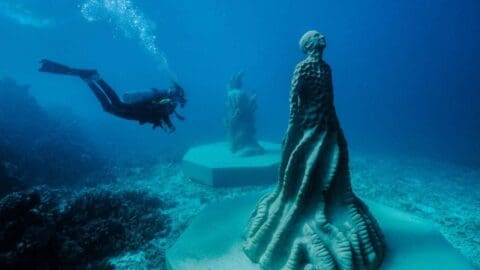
[39,59,186,131]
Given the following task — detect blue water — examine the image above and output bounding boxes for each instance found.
[0,0,479,268]
[1,0,478,165]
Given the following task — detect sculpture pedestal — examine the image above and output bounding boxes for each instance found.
[166,193,473,270]
[182,141,281,187]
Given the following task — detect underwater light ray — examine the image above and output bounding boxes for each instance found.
[80,0,175,80]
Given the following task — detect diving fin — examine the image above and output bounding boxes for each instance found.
[39,59,98,80]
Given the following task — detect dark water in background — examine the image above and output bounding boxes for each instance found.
[0,0,479,166]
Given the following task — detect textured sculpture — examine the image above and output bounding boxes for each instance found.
[225,71,265,157]
[243,31,386,270]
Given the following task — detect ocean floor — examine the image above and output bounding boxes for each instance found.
[351,153,480,269]
[105,152,479,269]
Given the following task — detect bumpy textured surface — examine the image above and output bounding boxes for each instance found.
[0,77,106,187]
[0,188,171,269]
[225,72,264,157]
[243,31,386,270]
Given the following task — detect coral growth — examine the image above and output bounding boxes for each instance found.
[225,71,264,157]
[0,163,26,197]
[0,188,170,269]
[243,31,385,269]
[0,77,105,187]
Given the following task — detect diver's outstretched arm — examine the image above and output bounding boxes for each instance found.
[162,115,175,132]
[174,111,185,121]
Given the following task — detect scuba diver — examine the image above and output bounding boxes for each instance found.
[38,59,186,132]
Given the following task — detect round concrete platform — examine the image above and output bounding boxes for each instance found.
[166,192,474,270]
[181,141,281,187]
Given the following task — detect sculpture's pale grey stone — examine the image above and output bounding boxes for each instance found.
[243,31,386,270]
[182,141,281,187]
[225,71,265,157]
[166,193,473,270]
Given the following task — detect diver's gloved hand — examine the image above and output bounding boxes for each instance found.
[174,111,185,121]
[152,116,176,132]
[157,122,175,133]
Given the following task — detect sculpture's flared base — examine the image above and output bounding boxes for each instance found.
[182,141,281,187]
[166,192,473,270]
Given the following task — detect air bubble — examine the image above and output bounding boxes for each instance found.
[80,0,173,77]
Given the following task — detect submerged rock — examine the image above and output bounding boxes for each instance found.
[0,188,171,270]
[0,163,26,197]
[0,77,107,187]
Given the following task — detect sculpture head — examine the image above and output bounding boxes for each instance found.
[228,71,245,90]
[299,30,326,55]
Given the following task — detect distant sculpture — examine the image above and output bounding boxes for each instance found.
[243,31,386,270]
[225,71,264,157]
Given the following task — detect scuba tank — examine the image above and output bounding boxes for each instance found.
[122,88,165,104]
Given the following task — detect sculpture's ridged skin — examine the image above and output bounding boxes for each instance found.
[243,31,386,270]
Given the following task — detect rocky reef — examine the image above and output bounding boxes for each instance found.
[0,77,175,270]
[0,77,106,188]
[0,163,26,198]
[0,187,171,269]
[0,156,473,269]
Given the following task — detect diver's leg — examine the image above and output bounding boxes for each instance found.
[95,79,123,106]
[84,81,116,113]
[88,79,139,120]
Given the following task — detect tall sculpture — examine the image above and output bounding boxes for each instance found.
[225,71,265,157]
[243,31,386,270]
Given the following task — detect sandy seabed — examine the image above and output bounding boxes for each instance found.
[108,153,480,269]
